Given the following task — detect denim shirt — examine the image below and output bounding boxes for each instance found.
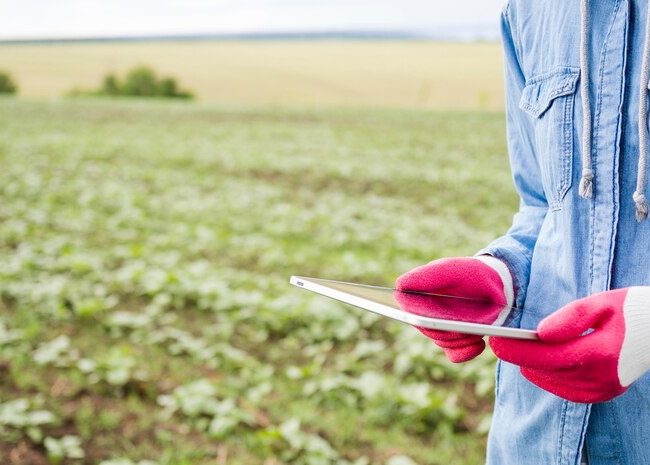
[478,1,650,464]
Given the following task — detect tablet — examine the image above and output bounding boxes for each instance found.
[290,276,538,340]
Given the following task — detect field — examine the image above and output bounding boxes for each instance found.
[0,41,504,110]
[0,37,514,465]
[0,96,517,465]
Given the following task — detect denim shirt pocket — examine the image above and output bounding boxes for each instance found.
[519,67,580,210]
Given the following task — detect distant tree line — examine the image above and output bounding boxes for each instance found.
[71,66,194,99]
[0,67,194,100]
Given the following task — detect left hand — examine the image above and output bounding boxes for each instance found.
[489,287,650,403]
[396,256,515,363]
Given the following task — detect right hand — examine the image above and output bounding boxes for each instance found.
[395,256,514,362]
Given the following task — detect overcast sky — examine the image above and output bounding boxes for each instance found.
[0,0,506,40]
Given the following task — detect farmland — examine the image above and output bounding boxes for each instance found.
[0,41,503,110]
[0,96,518,464]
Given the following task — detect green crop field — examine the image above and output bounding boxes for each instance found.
[0,96,518,465]
[0,41,504,110]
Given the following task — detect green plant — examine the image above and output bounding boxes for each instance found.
[78,345,140,387]
[258,418,370,465]
[157,77,192,99]
[102,74,121,96]
[121,67,159,97]
[33,335,78,367]
[44,435,85,463]
[0,398,58,443]
[99,460,158,465]
[157,379,255,439]
[73,66,194,99]
[0,71,17,94]
[386,456,419,465]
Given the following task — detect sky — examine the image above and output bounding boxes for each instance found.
[0,0,506,40]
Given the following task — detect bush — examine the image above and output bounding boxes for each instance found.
[73,66,193,99]
[121,67,159,97]
[0,71,18,94]
[102,75,120,96]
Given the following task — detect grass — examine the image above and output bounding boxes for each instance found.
[0,41,504,110]
[0,96,517,464]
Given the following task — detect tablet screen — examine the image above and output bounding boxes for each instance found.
[291,276,537,339]
[301,277,514,326]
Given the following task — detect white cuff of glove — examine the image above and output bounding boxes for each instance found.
[474,255,515,326]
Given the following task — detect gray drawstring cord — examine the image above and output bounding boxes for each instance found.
[635,3,650,221]
[579,0,594,199]
[580,0,650,221]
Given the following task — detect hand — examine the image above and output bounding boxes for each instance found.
[489,287,650,403]
[395,256,515,363]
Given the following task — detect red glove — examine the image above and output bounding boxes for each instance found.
[395,256,515,362]
[490,287,650,403]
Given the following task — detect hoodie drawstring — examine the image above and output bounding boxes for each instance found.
[635,3,650,221]
[579,0,594,199]
[579,0,650,221]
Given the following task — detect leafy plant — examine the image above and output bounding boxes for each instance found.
[99,460,158,465]
[0,71,17,94]
[78,345,141,387]
[0,398,58,443]
[258,418,370,465]
[385,456,419,465]
[33,335,78,367]
[71,66,193,99]
[157,379,256,438]
[44,435,85,463]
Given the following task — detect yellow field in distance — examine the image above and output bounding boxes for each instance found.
[0,40,504,110]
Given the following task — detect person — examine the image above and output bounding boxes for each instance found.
[396,1,650,464]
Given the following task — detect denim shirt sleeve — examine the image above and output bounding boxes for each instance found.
[476,4,549,309]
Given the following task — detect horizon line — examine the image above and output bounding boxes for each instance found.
[0,29,500,46]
